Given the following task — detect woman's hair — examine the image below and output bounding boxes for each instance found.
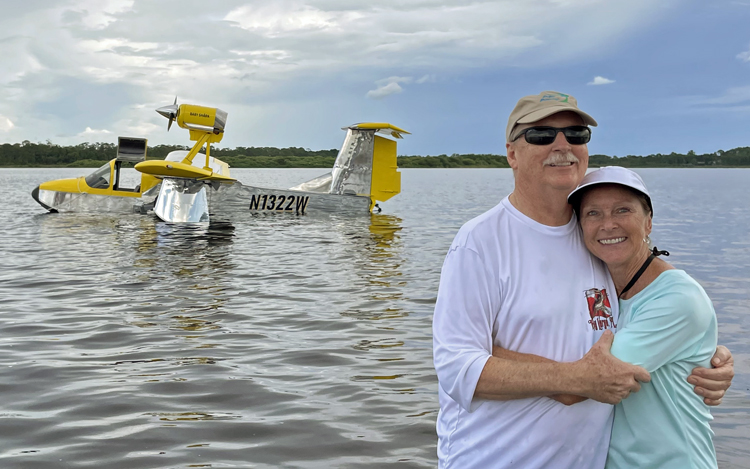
[571,183,652,219]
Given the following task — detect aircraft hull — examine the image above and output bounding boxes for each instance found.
[33,180,371,221]
[32,186,152,214]
[209,183,371,218]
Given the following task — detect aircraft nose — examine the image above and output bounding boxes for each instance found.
[31,185,54,211]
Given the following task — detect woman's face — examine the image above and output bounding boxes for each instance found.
[578,184,652,268]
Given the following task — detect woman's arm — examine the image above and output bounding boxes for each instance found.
[610,283,717,389]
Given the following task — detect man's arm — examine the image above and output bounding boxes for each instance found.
[476,331,650,405]
[688,345,734,406]
[493,340,735,407]
[491,346,588,405]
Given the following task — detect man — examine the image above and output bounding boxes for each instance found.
[432,91,734,468]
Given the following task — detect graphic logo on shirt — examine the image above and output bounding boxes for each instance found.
[584,288,616,331]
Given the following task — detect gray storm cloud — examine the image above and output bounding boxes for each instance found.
[0,0,675,146]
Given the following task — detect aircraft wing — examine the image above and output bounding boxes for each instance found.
[134,160,236,184]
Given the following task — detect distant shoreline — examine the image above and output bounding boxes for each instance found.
[2,142,749,168]
[3,164,750,169]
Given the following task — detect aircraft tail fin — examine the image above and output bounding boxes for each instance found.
[328,123,408,211]
[370,135,401,210]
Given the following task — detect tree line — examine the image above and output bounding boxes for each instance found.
[1,140,750,168]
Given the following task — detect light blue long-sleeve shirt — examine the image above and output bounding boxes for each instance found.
[607,270,718,469]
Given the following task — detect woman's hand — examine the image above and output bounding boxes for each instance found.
[688,345,734,406]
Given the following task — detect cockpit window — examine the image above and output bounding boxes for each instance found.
[85,162,112,189]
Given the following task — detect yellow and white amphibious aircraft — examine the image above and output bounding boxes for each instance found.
[31,102,408,223]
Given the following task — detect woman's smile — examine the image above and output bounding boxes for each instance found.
[599,237,627,245]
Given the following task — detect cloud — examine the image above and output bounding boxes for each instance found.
[0,117,15,131]
[365,74,438,99]
[0,0,677,145]
[367,81,404,99]
[689,85,750,106]
[77,127,112,139]
[416,74,436,84]
[587,76,615,85]
[737,45,750,62]
[366,76,413,99]
[224,3,358,36]
[63,0,135,30]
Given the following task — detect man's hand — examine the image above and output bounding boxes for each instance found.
[571,330,651,405]
[688,345,734,406]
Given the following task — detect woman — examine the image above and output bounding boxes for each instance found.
[568,166,718,469]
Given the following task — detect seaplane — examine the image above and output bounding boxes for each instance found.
[31,101,409,223]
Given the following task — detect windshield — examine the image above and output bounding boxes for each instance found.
[84,162,112,189]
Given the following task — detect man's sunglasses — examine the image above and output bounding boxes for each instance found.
[512,126,591,146]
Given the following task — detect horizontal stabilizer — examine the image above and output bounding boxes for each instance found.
[345,123,410,139]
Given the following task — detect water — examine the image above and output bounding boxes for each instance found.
[0,167,748,468]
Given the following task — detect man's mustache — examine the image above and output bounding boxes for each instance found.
[543,152,579,166]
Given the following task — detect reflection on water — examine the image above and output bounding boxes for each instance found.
[340,214,408,322]
[1,168,748,468]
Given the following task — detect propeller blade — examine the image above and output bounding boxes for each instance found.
[156,99,179,131]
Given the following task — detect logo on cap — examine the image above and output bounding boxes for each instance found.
[540,92,569,103]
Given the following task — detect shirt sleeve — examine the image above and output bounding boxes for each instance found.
[610,284,715,373]
[433,244,500,412]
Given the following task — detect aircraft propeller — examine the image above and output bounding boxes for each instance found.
[156,97,179,131]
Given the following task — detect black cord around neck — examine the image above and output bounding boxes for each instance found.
[618,247,670,299]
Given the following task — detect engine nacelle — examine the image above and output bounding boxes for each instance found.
[177,104,227,134]
[156,102,228,143]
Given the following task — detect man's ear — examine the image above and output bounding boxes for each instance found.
[506,142,519,170]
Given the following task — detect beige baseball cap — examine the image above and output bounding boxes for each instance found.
[506,91,597,142]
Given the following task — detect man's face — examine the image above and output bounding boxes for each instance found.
[506,111,589,194]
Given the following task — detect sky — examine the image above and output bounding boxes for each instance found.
[1,0,750,157]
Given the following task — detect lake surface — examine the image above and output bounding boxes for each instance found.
[1,167,748,468]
